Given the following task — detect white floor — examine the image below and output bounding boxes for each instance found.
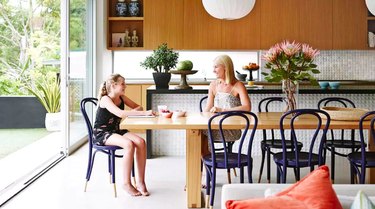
[1,143,353,209]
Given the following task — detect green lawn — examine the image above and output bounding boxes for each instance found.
[0,129,50,159]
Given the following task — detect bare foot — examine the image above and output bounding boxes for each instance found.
[136,183,150,196]
[123,184,141,196]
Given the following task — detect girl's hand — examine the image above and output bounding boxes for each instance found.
[132,106,143,111]
[145,110,154,116]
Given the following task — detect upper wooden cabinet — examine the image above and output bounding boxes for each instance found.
[260,0,300,49]
[333,0,367,49]
[183,0,222,49]
[222,1,261,49]
[143,0,184,50]
[299,0,333,50]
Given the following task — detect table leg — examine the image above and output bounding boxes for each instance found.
[367,130,375,183]
[186,129,202,208]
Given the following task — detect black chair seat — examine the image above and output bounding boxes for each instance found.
[274,152,320,167]
[326,140,362,148]
[347,152,375,167]
[202,153,250,168]
[262,139,303,149]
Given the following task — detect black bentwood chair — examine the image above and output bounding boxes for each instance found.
[202,111,258,209]
[347,111,375,184]
[318,97,362,183]
[81,97,135,197]
[257,97,303,183]
[273,109,330,183]
[200,95,237,182]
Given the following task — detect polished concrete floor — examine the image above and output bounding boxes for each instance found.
[1,143,352,209]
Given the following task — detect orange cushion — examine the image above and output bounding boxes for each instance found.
[226,165,343,209]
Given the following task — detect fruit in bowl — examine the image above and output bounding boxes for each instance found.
[161,109,173,118]
[242,63,259,70]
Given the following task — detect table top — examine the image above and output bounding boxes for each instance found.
[120,112,371,130]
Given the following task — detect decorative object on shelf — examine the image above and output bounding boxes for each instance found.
[128,0,140,17]
[262,40,320,112]
[124,29,131,47]
[111,33,125,47]
[242,63,259,81]
[140,43,179,89]
[115,0,127,17]
[366,0,375,16]
[170,70,198,90]
[369,32,375,48]
[202,0,256,20]
[131,29,138,47]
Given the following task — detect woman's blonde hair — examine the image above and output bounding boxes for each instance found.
[213,55,237,84]
[97,73,125,99]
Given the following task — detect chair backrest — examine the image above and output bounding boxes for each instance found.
[258,97,286,141]
[199,95,208,112]
[318,97,356,140]
[359,111,375,161]
[207,111,258,167]
[80,97,98,149]
[279,109,331,165]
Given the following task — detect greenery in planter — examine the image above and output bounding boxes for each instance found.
[140,43,179,73]
[24,71,60,113]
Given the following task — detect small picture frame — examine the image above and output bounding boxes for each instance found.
[111,33,125,47]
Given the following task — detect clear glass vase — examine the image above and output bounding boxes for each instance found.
[282,79,299,112]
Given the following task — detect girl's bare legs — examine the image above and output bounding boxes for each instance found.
[124,132,149,196]
[105,134,141,196]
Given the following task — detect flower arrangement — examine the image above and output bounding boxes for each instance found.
[261,40,320,111]
[261,40,320,84]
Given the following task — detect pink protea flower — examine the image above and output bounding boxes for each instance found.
[262,44,282,62]
[280,40,301,57]
[302,44,320,60]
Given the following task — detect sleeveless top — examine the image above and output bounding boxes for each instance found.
[93,96,128,145]
[209,82,242,142]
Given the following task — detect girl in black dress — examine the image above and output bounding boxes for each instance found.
[94,74,153,196]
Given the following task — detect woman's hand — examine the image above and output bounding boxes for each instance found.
[209,107,224,113]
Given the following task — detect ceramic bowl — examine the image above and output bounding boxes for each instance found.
[236,73,247,81]
[329,81,341,89]
[161,112,173,118]
[318,81,329,89]
[173,110,186,118]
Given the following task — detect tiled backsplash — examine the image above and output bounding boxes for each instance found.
[260,50,375,81]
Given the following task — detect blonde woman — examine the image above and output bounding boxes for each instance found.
[94,74,153,196]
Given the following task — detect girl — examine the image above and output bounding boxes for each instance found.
[93,74,153,196]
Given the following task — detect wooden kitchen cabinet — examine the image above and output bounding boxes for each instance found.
[143,0,184,49]
[125,85,142,110]
[183,0,222,49]
[333,0,367,49]
[260,0,300,49]
[222,1,261,49]
[299,0,333,49]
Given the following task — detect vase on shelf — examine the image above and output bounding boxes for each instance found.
[116,0,127,17]
[282,79,298,112]
[128,0,140,17]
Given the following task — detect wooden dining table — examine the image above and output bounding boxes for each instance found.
[120,112,374,208]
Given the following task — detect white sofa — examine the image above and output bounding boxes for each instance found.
[221,183,375,209]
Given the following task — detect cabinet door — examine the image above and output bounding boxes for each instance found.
[299,0,333,49]
[125,85,142,110]
[333,0,367,49]
[144,0,184,49]
[183,0,222,49]
[222,2,261,49]
[260,0,300,49]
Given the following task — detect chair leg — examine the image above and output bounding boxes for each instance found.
[227,169,232,184]
[258,145,266,183]
[331,147,335,183]
[205,167,211,208]
[209,168,217,209]
[232,168,237,177]
[110,150,117,197]
[240,167,244,183]
[266,148,271,183]
[131,161,136,187]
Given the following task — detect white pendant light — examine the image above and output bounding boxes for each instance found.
[366,0,375,16]
[202,0,256,20]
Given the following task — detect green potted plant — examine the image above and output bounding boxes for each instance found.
[140,43,179,89]
[25,71,61,131]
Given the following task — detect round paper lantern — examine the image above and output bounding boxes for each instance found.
[202,0,256,20]
[366,0,375,16]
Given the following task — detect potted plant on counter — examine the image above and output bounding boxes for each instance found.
[140,43,179,89]
[25,71,61,131]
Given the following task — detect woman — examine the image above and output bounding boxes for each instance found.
[94,73,153,196]
[203,55,251,154]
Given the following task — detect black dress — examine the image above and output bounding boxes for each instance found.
[93,96,128,145]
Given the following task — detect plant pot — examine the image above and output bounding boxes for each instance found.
[153,72,171,89]
[45,112,61,131]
